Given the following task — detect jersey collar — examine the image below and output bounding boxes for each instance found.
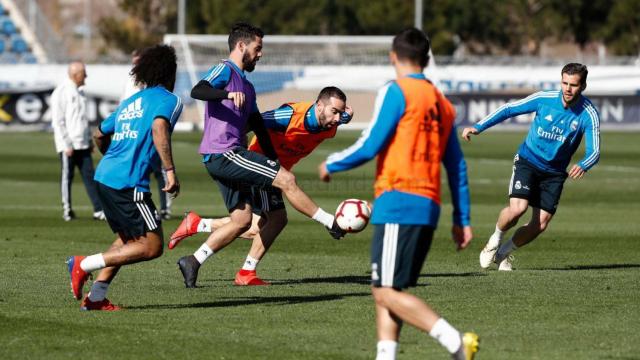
[225,59,246,79]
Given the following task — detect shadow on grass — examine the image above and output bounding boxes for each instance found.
[531,263,640,271]
[421,271,487,278]
[126,292,370,310]
[272,271,486,286]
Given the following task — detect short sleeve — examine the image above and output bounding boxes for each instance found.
[99,111,116,135]
[154,95,183,130]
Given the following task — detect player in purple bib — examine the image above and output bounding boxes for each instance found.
[174,22,346,288]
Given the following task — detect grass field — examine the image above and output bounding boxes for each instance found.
[1,130,639,360]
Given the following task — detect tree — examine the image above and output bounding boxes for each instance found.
[98,0,177,55]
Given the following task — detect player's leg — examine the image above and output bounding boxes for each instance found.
[60,151,75,221]
[214,148,342,238]
[176,202,253,288]
[76,149,104,219]
[370,224,478,359]
[480,155,533,268]
[374,301,402,360]
[494,168,565,269]
[67,184,163,302]
[235,206,287,286]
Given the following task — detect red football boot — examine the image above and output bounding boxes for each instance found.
[81,295,121,311]
[234,269,270,286]
[66,256,89,300]
[169,211,202,249]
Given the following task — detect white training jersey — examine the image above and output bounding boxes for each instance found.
[51,79,91,153]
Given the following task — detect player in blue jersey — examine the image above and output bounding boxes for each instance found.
[462,63,600,271]
[319,28,478,360]
[65,44,183,311]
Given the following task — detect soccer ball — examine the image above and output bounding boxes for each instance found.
[335,199,371,233]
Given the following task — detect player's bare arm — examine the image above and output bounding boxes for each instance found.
[452,225,473,250]
[93,128,111,155]
[461,127,479,141]
[152,118,180,196]
[318,161,331,182]
[568,164,585,179]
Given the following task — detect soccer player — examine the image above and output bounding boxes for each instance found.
[51,61,104,221]
[462,63,600,271]
[169,86,353,285]
[121,49,173,220]
[65,44,183,311]
[318,28,478,360]
[175,22,345,288]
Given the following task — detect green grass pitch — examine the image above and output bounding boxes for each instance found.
[0,131,639,359]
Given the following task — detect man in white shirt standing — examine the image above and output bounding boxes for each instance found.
[51,61,104,221]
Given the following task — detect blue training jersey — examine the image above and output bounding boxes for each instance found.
[95,86,183,192]
[474,90,600,173]
[325,74,471,227]
[262,104,352,133]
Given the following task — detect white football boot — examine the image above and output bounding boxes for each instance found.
[498,255,514,271]
[479,233,501,269]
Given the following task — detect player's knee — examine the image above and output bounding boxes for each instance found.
[144,241,163,260]
[537,219,550,233]
[371,287,394,307]
[274,169,297,192]
[245,224,260,238]
[231,215,253,233]
[509,203,528,218]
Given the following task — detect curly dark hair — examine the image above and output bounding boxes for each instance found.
[228,22,264,52]
[130,44,177,91]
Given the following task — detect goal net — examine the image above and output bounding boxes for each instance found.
[164,34,439,126]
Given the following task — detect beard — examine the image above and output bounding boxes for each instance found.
[242,52,257,72]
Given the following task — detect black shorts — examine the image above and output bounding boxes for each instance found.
[204,148,281,212]
[96,183,160,239]
[509,154,567,214]
[250,186,286,216]
[371,224,434,289]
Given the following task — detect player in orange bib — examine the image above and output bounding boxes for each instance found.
[170,87,352,285]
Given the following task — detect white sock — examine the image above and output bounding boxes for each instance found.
[429,318,462,354]
[495,238,518,263]
[376,340,398,360]
[80,254,106,273]
[88,281,109,302]
[312,208,335,228]
[198,219,212,233]
[241,255,259,271]
[193,243,214,264]
[487,224,505,248]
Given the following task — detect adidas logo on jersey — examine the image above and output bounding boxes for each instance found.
[544,114,553,121]
[118,98,144,121]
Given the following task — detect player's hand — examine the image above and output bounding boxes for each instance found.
[228,92,245,109]
[568,164,585,179]
[452,225,473,250]
[461,127,479,141]
[64,148,74,157]
[318,161,331,182]
[163,170,180,199]
[345,105,353,118]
